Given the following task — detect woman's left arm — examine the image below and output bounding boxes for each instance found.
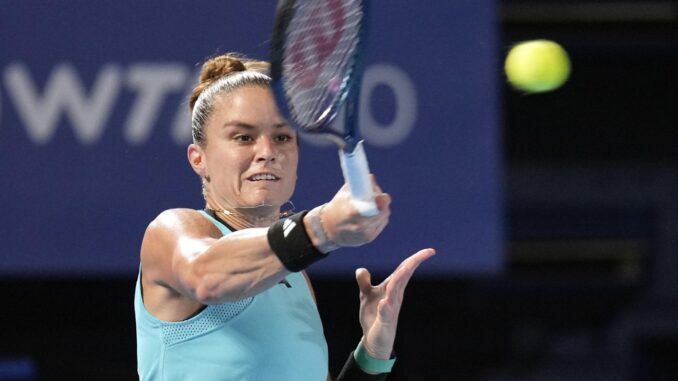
[355,248,436,359]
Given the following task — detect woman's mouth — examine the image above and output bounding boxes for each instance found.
[247,173,280,181]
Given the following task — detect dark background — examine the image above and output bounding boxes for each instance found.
[3,0,678,380]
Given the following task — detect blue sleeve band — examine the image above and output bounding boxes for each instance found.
[353,342,396,374]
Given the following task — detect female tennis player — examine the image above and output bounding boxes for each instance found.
[134,53,434,381]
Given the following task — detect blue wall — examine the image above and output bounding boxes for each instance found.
[0,0,501,276]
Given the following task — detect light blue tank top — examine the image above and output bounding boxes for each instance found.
[135,210,329,381]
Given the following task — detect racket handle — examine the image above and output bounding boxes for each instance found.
[339,140,379,217]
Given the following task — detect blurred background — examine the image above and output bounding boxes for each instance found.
[1,0,677,379]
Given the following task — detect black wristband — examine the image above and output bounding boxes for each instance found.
[336,351,388,381]
[267,211,328,272]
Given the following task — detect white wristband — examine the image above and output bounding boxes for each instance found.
[307,204,341,253]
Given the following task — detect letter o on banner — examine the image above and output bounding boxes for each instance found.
[360,64,417,147]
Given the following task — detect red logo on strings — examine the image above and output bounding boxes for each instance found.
[289,0,345,89]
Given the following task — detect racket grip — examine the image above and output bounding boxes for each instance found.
[339,140,379,217]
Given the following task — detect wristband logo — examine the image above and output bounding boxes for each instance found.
[282,218,297,238]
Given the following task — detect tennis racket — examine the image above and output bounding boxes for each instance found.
[270,0,377,217]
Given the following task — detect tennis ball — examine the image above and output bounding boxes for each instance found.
[505,39,571,93]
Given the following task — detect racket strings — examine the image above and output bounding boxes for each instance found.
[310,16,360,127]
[304,9,360,124]
[305,10,360,124]
[282,0,363,129]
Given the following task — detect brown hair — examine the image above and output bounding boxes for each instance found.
[189,54,271,146]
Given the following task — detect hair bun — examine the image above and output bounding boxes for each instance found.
[190,54,248,110]
[199,55,247,84]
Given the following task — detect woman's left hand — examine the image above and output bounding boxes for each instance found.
[355,248,436,359]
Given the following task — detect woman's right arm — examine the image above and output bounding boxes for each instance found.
[141,183,391,310]
[141,208,289,307]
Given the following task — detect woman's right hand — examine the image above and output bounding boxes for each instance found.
[321,178,391,248]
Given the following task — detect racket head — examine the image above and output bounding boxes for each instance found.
[270,0,368,149]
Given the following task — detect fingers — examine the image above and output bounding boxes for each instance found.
[355,267,373,293]
[322,175,390,247]
[371,249,435,324]
[402,248,437,269]
[369,175,390,211]
[386,248,436,296]
[365,248,436,296]
[375,192,391,211]
[338,175,390,218]
[397,248,435,279]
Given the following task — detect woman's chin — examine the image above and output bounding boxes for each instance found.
[244,191,291,211]
[236,200,280,215]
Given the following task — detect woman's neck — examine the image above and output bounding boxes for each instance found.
[207,205,280,229]
[204,193,281,229]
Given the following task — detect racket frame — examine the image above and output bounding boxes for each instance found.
[270,0,378,216]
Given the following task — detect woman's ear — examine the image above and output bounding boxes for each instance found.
[187,143,208,180]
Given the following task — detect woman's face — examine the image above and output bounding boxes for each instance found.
[193,85,299,212]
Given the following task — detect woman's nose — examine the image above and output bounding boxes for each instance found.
[254,136,277,163]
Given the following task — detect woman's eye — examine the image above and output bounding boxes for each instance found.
[275,135,293,143]
[234,135,253,143]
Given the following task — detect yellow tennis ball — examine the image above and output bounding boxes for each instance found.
[505,39,571,93]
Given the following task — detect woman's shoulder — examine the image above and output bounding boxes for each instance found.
[153,208,202,224]
[140,208,220,266]
[145,208,220,241]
